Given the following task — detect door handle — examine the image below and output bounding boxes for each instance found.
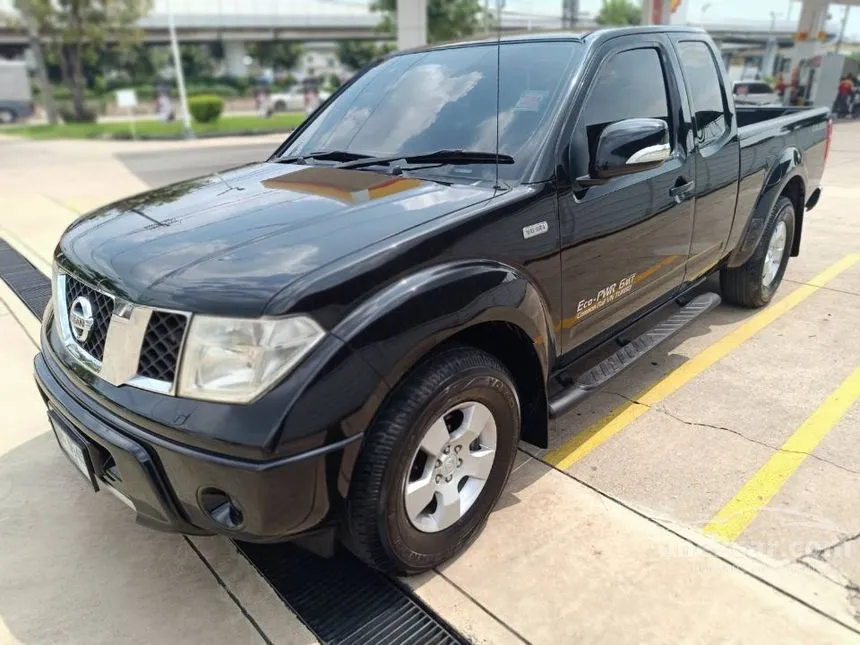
[669,180,695,200]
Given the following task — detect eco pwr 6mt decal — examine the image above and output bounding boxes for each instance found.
[576,273,637,320]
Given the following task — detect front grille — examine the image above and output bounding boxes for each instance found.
[65,276,114,361]
[137,311,188,383]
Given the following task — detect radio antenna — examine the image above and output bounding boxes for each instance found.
[493,0,502,191]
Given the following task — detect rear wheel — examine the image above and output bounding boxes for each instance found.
[345,346,520,575]
[721,195,795,308]
[0,109,15,124]
[272,100,286,113]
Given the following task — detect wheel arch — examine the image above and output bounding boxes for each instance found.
[782,175,805,257]
[430,321,548,449]
[331,261,555,451]
[728,148,807,268]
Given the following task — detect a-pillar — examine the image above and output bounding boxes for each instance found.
[223,40,248,77]
[397,0,427,50]
[783,0,829,96]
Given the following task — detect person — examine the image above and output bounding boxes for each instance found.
[156,87,174,122]
[834,74,854,118]
[255,83,272,118]
[305,87,321,116]
[774,73,786,96]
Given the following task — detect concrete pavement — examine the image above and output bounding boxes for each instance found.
[1,129,859,643]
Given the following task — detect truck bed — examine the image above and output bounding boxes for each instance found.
[731,105,830,256]
[736,105,829,130]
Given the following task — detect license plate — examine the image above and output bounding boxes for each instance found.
[50,415,98,492]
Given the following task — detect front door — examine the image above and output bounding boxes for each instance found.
[558,37,696,355]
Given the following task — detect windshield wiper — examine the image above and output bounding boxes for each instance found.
[275,150,374,165]
[336,149,515,170]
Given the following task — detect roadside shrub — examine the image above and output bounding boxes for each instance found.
[58,104,99,123]
[188,95,224,123]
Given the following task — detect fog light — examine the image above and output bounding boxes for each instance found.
[199,487,244,529]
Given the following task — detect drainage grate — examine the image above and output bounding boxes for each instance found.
[0,239,51,318]
[237,542,465,645]
[0,237,467,645]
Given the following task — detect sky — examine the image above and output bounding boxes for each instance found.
[508,0,860,40]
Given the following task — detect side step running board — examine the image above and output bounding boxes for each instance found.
[548,292,721,419]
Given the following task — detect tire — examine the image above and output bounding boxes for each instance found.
[272,100,286,113]
[721,195,795,308]
[345,346,520,575]
[0,109,16,124]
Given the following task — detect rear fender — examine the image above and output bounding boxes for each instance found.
[331,260,556,444]
[728,148,807,268]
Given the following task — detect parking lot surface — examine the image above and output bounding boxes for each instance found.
[0,126,858,643]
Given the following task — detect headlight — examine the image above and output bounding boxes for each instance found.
[177,315,325,404]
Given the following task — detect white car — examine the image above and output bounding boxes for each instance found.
[732,81,782,106]
[270,89,332,113]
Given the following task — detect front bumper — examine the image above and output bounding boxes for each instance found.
[33,346,361,541]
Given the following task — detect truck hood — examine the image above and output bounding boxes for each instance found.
[58,162,494,316]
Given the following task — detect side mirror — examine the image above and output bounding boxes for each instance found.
[577,117,670,187]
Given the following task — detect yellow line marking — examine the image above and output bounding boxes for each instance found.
[704,365,860,542]
[544,253,860,470]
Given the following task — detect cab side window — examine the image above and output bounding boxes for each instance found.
[678,41,728,146]
[574,48,671,178]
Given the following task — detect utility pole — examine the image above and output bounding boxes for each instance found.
[562,0,578,29]
[496,0,504,32]
[18,0,58,125]
[166,0,193,138]
[484,0,490,34]
[836,5,850,53]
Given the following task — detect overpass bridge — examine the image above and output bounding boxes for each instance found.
[0,0,845,79]
[0,0,841,46]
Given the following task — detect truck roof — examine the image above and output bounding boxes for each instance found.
[394,25,708,55]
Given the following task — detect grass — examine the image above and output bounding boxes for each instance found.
[5,113,307,141]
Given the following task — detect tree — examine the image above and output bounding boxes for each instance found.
[179,43,217,79]
[595,0,641,26]
[370,0,487,44]
[21,0,152,121]
[95,43,166,86]
[247,41,303,71]
[337,40,395,71]
[16,0,57,124]
[21,1,148,116]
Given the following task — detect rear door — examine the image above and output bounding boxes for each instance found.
[671,37,741,279]
[558,35,696,354]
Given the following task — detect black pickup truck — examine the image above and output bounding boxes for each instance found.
[34,26,831,574]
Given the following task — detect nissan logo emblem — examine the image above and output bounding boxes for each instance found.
[69,296,94,343]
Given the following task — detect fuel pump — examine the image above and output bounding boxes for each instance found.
[793,53,859,108]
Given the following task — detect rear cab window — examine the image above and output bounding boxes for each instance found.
[677,41,730,147]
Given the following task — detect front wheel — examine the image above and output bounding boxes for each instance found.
[721,195,795,308]
[345,346,520,575]
[0,109,15,124]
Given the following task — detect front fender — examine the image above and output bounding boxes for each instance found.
[332,261,555,387]
[728,147,806,268]
[272,261,555,499]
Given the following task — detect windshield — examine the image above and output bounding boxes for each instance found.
[280,41,583,183]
